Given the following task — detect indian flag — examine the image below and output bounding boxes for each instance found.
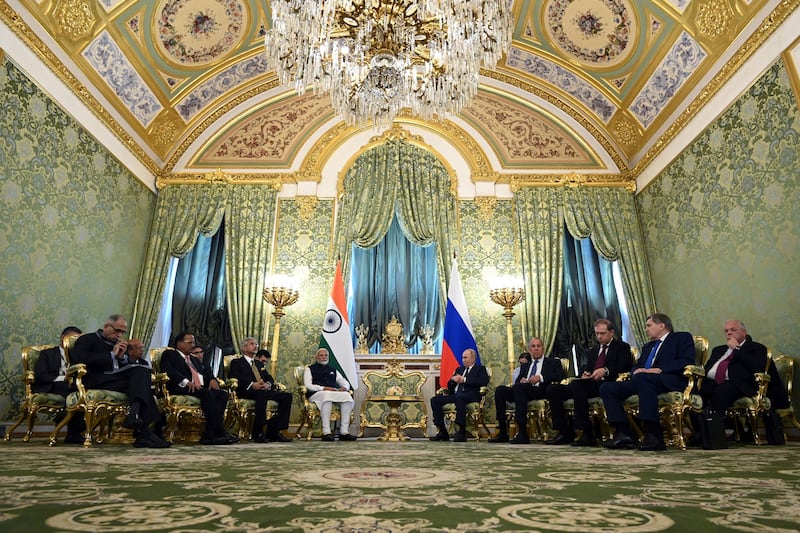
[319,261,359,390]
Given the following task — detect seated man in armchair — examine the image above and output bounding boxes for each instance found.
[303,348,357,441]
[71,314,169,448]
[429,348,489,442]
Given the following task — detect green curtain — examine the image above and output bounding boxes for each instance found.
[224,185,278,349]
[335,139,457,310]
[130,183,278,349]
[514,186,656,351]
[130,184,226,343]
[514,188,564,354]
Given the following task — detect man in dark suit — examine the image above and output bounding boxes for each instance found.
[430,348,490,442]
[600,313,694,451]
[545,319,633,446]
[488,352,530,443]
[228,337,292,443]
[494,337,566,444]
[693,319,789,445]
[160,331,237,445]
[70,314,169,448]
[33,326,86,443]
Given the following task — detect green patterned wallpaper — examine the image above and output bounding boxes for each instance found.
[0,59,156,420]
[636,59,799,357]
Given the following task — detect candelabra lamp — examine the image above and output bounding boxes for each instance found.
[489,287,526,384]
[262,285,300,377]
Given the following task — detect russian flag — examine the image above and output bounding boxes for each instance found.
[440,259,480,387]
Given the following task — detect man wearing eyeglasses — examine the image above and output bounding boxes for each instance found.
[160,331,237,445]
[71,314,169,448]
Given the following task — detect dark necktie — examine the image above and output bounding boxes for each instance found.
[458,367,470,393]
[594,345,608,370]
[530,359,539,385]
[715,350,734,384]
[644,340,662,369]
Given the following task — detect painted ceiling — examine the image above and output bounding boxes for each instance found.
[2,0,797,187]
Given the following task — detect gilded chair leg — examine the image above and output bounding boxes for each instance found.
[4,410,28,442]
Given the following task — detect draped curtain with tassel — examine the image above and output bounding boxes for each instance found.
[334,139,457,346]
[514,186,656,352]
[130,183,278,349]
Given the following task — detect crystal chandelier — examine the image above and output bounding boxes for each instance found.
[264,0,513,127]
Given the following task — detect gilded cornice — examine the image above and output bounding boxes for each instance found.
[508,172,636,191]
[0,0,160,175]
[482,68,629,174]
[155,169,283,189]
[629,0,800,179]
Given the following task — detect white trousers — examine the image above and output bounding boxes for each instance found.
[310,391,354,434]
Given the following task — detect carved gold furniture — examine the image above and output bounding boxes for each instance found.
[294,365,353,440]
[223,355,281,440]
[150,348,208,442]
[772,355,800,433]
[360,360,427,441]
[4,344,64,442]
[55,368,129,447]
[507,358,571,441]
[622,336,708,449]
[380,316,406,353]
[439,367,492,440]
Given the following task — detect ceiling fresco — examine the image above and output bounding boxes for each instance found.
[2,0,797,186]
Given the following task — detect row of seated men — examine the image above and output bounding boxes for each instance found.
[30,314,358,447]
[428,313,791,450]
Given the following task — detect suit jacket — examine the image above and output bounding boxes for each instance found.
[71,330,150,389]
[706,335,766,397]
[32,346,67,394]
[160,348,217,394]
[635,331,695,376]
[529,356,566,385]
[582,339,633,382]
[446,363,490,402]
[229,356,276,393]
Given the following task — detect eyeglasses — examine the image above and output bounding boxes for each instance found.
[106,324,127,334]
[191,350,204,356]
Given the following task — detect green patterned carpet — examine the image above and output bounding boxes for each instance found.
[1,438,799,532]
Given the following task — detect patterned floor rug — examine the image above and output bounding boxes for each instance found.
[1,439,799,532]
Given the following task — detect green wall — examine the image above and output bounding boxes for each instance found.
[0,59,156,420]
[636,59,799,356]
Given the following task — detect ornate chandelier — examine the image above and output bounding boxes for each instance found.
[264,0,513,127]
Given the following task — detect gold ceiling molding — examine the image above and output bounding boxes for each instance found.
[155,169,283,189]
[164,74,286,172]
[508,172,635,191]
[630,0,800,180]
[483,68,629,173]
[695,0,735,40]
[53,0,95,41]
[0,0,160,175]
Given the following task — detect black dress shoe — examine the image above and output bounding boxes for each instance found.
[253,434,269,443]
[133,432,171,448]
[269,433,293,443]
[638,433,667,451]
[453,431,467,442]
[571,434,597,447]
[321,433,336,441]
[339,433,357,441]
[545,433,574,445]
[122,413,144,431]
[224,433,240,444]
[509,434,530,444]
[429,431,449,441]
[488,433,509,443]
[602,433,636,449]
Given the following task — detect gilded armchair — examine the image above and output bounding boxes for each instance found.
[439,367,492,440]
[4,344,64,442]
[150,348,207,442]
[293,366,353,440]
[224,355,282,440]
